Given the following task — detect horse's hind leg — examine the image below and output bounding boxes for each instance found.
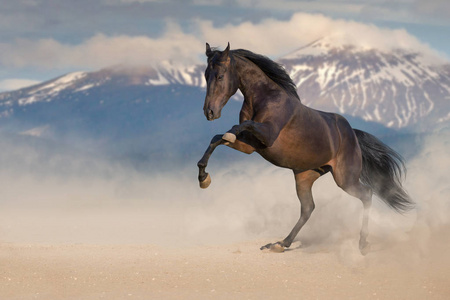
[261,170,320,251]
[344,182,372,254]
[332,167,373,255]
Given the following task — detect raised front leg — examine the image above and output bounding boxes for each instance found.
[223,120,280,147]
[197,133,256,189]
[197,135,223,189]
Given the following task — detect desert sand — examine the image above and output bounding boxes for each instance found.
[1,222,450,300]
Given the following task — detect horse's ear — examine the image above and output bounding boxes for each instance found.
[206,43,213,58]
[221,42,230,59]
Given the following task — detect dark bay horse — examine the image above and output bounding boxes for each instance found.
[197,43,413,254]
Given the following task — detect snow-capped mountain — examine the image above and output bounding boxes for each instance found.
[2,37,448,134]
[0,63,205,108]
[279,38,450,130]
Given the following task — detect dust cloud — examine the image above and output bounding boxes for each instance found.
[0,129,449,259]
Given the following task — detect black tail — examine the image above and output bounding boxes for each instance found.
[354,129,414,213]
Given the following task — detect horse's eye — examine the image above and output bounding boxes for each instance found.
[217,75,224,81]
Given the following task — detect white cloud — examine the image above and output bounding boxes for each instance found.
[0,22,203,70]
[0,12,446,73]
[199,12,445,61]
[0,78,41,92]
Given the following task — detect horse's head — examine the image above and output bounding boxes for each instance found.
[203,42,239,121]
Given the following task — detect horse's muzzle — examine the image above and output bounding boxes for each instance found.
[204,108,220,121]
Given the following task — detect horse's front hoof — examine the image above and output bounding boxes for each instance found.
[260,242,285,253]
[222,132,236,143]
[199,173,211,189]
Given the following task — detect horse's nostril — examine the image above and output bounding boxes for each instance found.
[206,109,214,120]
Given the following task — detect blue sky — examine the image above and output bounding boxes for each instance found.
[0,0,449,91]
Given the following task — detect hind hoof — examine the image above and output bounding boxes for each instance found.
[359,242,371,256]
[260,242,285,253]
[222,132,236,143]
[199,173,211,189]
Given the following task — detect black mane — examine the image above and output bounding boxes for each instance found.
[231,49,300,100]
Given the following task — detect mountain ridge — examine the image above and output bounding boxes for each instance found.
[279,38,450,130]
[1,39,449,135]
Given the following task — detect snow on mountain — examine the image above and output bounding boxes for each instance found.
[279,38,450,130]
[15,72,88,105]
[0,63,206,110]
[148,62,205,87]
[0,38,449,133]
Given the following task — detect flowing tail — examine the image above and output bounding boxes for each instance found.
[354,129,414,213]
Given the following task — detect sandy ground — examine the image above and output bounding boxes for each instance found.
[1,131,449,299]
[1,224,450,300]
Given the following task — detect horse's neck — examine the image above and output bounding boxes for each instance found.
[234,57,305,122]
[235,58,281,107]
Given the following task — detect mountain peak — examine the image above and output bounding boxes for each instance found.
[279,41,450,129]
[1,39,449,131]
[281,35,447,66]
[282,37,342,59]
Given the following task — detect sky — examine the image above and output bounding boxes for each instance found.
[0,0,449,92]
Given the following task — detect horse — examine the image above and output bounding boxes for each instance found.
[197,42,413,254]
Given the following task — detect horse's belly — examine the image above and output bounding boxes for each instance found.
[257,148,327,170]
[257,133,335,170]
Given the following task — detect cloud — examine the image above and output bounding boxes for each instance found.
[0,78,41,92]
[199,12,444,60]
[0,12,446,73]
[233,0,450,26]
[0,22,203,70]
[413,0,450,20]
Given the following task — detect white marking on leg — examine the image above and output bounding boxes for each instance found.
[222,132,236,143]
